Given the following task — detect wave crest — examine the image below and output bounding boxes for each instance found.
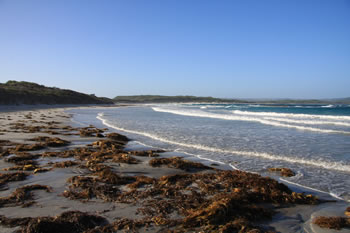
[97,113,350,173]
[152,107,350,135]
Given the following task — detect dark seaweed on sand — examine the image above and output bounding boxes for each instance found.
[313,216,350,230]
[149,157,213,171]
[0,172,28,189]
[0,184,52,208]
[0,118,323,233]
[0,211,107,233]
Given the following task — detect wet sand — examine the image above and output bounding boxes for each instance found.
[0,107,349,232]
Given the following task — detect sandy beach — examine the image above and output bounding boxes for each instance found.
[0,106,349,233]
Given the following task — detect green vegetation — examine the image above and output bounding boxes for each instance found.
[0,81,113,105]
[114,95,350,104]
[113,95,246,103]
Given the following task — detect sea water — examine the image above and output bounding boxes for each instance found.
[69,103,350,201]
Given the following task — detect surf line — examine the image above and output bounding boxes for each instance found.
[152,107,350,135]
[97,113,350,173]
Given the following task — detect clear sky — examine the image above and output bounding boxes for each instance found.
[0,0,349,99]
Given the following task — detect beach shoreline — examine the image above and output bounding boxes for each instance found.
[0,106,348,232]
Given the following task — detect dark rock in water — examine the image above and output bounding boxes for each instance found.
[106,132,130,142]
[149,157,213,171]
[268,167,295,177]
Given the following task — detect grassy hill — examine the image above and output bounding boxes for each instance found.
[113,95,247,103]
[0,81,113,105]
[113,95,350,105]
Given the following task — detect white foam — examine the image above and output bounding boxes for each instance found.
[229,163,240,171]
[97,113,350,173]
[232,110,350,121]
[152,107,350,135]
[177,150,226,165]
[321,104,334,108]
[263,117,350,127]
[279,178,347,202]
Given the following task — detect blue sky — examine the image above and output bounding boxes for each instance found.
[0,0,349,99]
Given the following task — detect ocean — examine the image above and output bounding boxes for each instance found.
[69,103,350,202]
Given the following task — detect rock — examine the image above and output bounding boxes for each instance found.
[106,133,129,142]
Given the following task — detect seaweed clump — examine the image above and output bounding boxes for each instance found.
[106,132,129,143]
[79,126,107,138]
[85,218,150,233]
[149,157,213,171]
[14,143,45,152]
[129,150,165,157]
[268,167,295,177]
[112,153,140,164]
[0,172,28,189]
[345,206,350,216]
[5,152,40,164]
[63,168,135,202]
[0,211,107,233]
[30,136,70,147]
[52,160,79,168]
[313,216,350,230]
[0,184,52,208]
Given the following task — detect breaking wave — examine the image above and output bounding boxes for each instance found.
[152,107,350,135]
[97,113,350,173]
[232,110,350,121]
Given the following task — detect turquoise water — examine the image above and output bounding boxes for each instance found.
[69,103,350,201]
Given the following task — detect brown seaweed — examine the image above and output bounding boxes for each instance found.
[313,216,350,230]
[149,157,213,171]
[30,136,70,147]
[129,150,164,157]
[5,152,40,164]
[3,164,38,171]
[112,153,140,164]
[14,143,45,152]
[0,184,52,208]
[79,126,106,137]
[268,167,295,177]
[86,218,150,233]
[345,206,350,216]
[0,211,107,233]
[0,172,28,188]
[52,160,79,168]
